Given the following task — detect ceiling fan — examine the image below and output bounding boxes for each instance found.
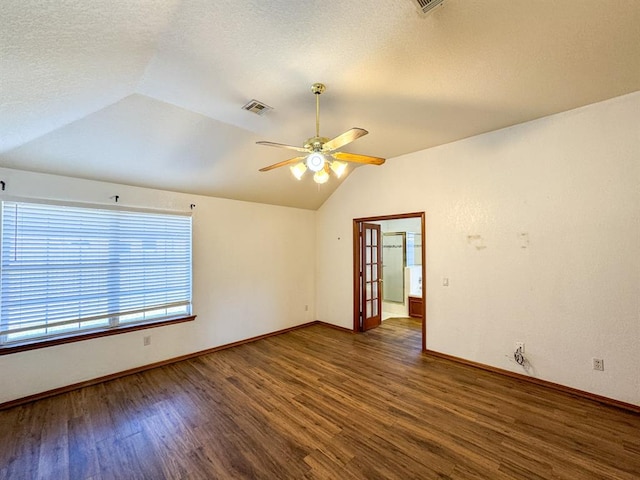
[257,83,385,184]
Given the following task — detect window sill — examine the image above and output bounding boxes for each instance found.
[0,315,197,356]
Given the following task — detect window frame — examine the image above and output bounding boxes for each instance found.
[0,198,196,355]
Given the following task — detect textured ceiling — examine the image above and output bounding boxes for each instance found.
[1,0,639,209]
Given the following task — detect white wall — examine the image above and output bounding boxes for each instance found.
[0,169,316,404]
[316,92,640,406]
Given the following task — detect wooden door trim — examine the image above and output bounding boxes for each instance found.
[353,212,426,351]
[352,220,361,332]
[361,223,382,331]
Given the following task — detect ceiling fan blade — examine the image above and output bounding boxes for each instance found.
[259,156,306,172]
[333,151,385,166]
[256,141,309,153]
[323,128,368,152]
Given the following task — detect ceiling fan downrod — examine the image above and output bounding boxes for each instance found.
[311,83,326,142]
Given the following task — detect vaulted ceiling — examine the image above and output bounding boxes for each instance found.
[2,1,639,209]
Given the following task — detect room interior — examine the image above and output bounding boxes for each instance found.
[0,0,639,476]
[375,217,423,320]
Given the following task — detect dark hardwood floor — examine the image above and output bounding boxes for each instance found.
[1,317,638,479]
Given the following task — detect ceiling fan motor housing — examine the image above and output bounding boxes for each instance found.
[304,136,328,151]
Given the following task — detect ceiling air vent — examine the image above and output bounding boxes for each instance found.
[242,99,273,116]
[413,0,446,15]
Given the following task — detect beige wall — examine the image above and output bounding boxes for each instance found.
[316,92,640,406]
[0,169,316,403]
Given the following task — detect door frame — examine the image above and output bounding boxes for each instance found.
[353,212,426,351]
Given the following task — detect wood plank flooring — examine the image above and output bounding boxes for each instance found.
[1,317,639,479]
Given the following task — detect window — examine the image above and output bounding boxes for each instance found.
[0,201,192,349]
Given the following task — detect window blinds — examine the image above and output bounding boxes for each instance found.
[0,201,192,345]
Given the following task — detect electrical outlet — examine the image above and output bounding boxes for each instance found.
[143,336,151,346]
[515,342,525,353]
[442,277,449,287]
[592,358,604,371]
[304,305,309,311]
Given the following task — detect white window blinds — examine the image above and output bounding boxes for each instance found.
[0,201,192,345]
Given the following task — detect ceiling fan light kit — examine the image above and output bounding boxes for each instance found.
[313,169,330,184]
[290,162,307,180]
[306,152,325,172]
[257,83,385,184]
[330,160,347,178]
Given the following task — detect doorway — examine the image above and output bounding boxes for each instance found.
[382,232,406,304]
[353,212,426,351]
